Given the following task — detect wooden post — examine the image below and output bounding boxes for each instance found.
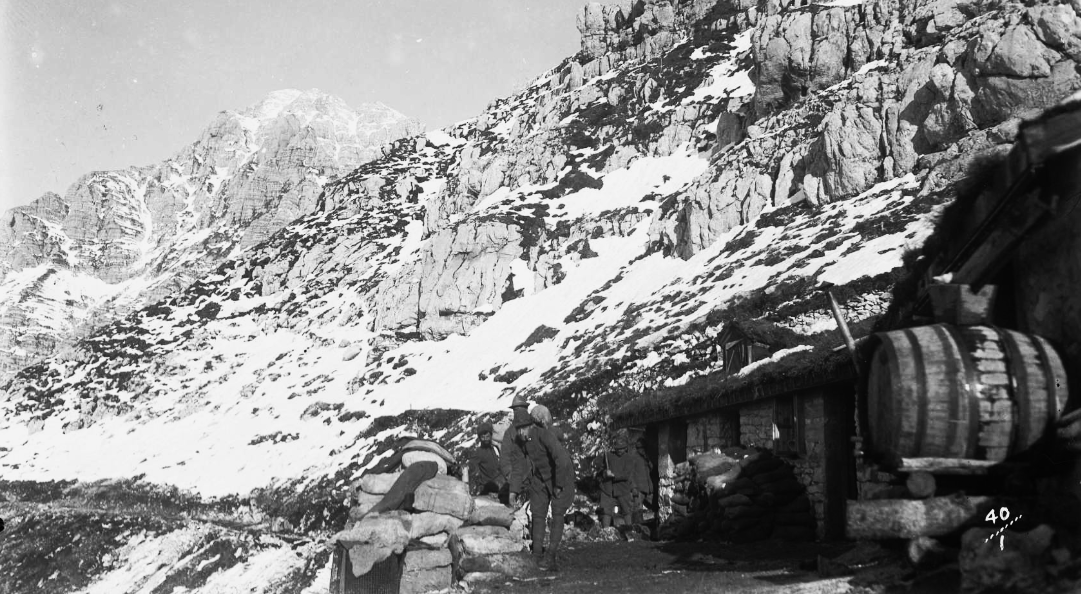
[823,288,860,370]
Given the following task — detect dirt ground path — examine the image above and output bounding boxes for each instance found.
[472,539,865,594]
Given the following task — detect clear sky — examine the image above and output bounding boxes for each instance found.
[0,0,589,212]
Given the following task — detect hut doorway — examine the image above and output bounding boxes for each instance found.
[668,420,688,465]
[645,424,660,511]
[823,385,856,540]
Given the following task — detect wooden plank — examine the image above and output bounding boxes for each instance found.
[951,189,1048,287]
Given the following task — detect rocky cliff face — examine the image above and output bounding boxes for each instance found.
[0,5,1079,590]
[651,0,1081,258]
[0,89,423,375]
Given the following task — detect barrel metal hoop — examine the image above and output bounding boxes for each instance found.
[1029,333,1063,432]
[998,327,1030,449]
[937,324,976,458]
[902,328,929,457]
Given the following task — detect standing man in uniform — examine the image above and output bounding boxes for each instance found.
[501,394,531,497]
[597,434,634,528]
[508,408,575,571]
[630,437,654,526]
[469,421,505,496]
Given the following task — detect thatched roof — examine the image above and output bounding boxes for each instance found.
[612,343,858,428]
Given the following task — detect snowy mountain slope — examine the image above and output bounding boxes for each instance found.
[0,90,423,377]
[1,0,1081,590]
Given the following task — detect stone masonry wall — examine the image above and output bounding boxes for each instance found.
[656,421,675,525]
[687,411,739,455]
[790,394,827,539]
[739,400,775,449]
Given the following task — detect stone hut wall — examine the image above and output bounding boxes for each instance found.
[686,410,739,454]
[739,400,775,448]
[789,393,827,539]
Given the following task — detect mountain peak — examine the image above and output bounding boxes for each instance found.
[245,88,341,121]
[231,88,416,132]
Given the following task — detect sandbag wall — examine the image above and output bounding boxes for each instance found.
[333,471,536,593]
[660,449,816,543]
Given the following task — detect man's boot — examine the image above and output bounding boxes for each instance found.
[543,551,560,572]
[533,549,548,571]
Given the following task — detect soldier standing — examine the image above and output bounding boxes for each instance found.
[508,408,575,571]
[469,421,505,496]
[630,437,654,525]
[597,434,634,528]
[501,394,531,492]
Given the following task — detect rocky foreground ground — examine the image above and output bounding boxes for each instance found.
[0,492,859,594]
[7,489,1081,593]
[477,539,858,594]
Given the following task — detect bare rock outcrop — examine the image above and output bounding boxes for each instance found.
[367,216,532,338]
[652,0,1081,259]
[752,0,903,119]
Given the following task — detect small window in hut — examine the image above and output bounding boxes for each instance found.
[773,396,803,456]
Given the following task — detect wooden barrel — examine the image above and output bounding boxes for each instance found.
[866,324,1068,463]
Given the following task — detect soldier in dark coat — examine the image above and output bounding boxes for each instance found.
[597,434,634,528]
[630,437,654,525]
[500,394,530,494]
[469,421,505,496]
[508,408,575,571]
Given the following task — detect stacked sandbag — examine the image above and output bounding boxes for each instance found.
[692,451,742,482]
[772,494,816,542]
[450,496,536,584]
[356,471,401,496]
[332,510,412,576]
[339,472,476,594]
[400,548,454,594]
[703,450,815,543]
[412,475,475,519]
